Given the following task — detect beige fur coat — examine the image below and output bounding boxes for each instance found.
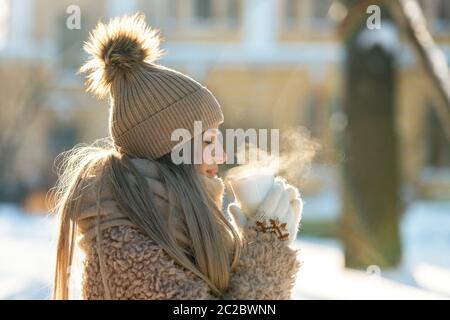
[74,161,301,300]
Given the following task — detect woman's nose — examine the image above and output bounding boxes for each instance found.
[214,144,227,164]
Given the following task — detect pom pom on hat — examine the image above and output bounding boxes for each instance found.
[80,13,164,98]
[79,13,223,159]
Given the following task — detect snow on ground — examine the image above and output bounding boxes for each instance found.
[294,198,450,299]
[294,238,447,299]
[0,199,449,300]
[0,204,55,299]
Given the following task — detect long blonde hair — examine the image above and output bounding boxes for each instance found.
[49,138,242,299]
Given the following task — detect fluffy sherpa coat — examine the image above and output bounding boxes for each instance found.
[74,161,301,300]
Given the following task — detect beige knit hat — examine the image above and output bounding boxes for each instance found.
[80,13,224,159]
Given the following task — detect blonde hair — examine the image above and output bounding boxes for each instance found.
[49,138,242,299]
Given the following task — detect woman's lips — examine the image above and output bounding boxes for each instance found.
[206,167,218,177]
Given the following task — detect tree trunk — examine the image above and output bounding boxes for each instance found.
[341,10,402,269]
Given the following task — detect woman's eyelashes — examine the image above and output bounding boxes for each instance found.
[203,136,216,145]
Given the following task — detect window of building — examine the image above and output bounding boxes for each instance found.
[142,0,241,34]
[434,0,450,33]
[285,0,300,28]
[282,0,333,33]
[422,0,450,34]
[310,0,333,30]
[193,0,212,20]
[190,0,241,29]
[225,0,240,27]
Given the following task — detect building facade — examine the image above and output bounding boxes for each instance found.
[0,0,449,209]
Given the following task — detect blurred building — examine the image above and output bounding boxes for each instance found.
[0,0,449,210]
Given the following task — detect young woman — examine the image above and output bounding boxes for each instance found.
[51,14,302,300]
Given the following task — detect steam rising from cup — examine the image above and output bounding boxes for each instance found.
[225,126,319,215]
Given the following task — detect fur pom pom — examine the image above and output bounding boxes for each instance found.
[80,13,163,98]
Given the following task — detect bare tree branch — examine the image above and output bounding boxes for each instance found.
[391,0,450,139]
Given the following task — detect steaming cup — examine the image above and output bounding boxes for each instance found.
[228,173,275,217]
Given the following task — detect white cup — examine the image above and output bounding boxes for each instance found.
[228,173,275,217]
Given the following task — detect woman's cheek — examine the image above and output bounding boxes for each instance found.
[197,163,209,176]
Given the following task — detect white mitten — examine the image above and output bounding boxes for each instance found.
[284,181,303,243]
[227,203,248,228]
[227,177,303,245]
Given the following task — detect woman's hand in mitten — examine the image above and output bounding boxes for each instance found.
[227,202,248,228]
[228,177,303,245]
[283,180,303,244]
